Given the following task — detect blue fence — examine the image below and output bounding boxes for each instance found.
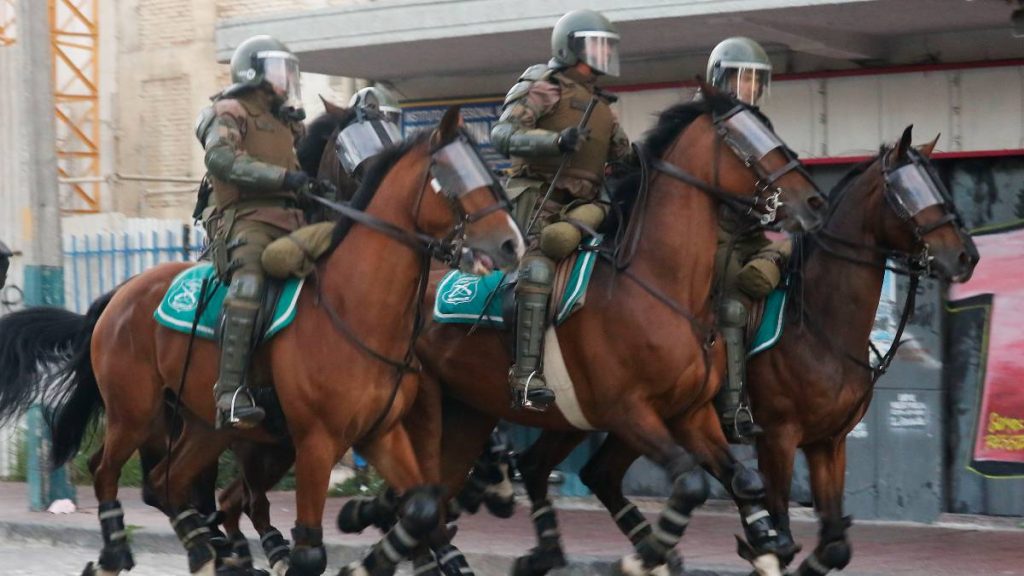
[63,225,206,313]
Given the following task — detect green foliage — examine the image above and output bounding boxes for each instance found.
[328,469,385,497]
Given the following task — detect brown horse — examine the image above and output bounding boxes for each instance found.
[504,126,979,576]
[0,106,523,576]
[401,89,828,576]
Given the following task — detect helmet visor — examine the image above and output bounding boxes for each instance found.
[336,118,402,175]
[572,31,620,77]
[260,51,303,110]
[719,63,771,105]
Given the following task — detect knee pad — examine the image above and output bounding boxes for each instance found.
[517,256,555,294]
[669,471,710,513]
[820,538,852,570]
[720,297,748,328]
[731,465,766,501]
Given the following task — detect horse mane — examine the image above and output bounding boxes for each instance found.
[297,109,355,176]
[325,130,431,253]
[786,147,884,313]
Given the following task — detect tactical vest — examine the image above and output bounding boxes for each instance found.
[513,70,614,186]
[211,91,300,208]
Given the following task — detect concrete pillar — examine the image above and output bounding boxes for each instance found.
[16,0,74,511]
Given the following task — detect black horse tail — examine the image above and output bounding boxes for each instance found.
[48,289,119,466]
[0,304,88,424]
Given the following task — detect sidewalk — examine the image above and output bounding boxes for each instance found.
[0,482,1020,575]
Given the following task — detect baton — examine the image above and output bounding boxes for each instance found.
[523,93,600,238]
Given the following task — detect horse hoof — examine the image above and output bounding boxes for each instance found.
[749,553,783,576]
[193,558,217,576]
[483,494,516,519]
[270,559,289,576]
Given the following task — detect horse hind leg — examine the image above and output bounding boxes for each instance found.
[239,442,296,576]
[507,429,588,576]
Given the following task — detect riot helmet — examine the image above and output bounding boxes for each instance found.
[706,37,772,106]
[549,9,621,77]
[228,35,305,120]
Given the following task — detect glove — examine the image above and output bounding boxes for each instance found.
[282,170,310,191]
[557,127,589,154]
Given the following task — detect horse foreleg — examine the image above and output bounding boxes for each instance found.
[756,426,801,563]
[339,424,449,576]
[795,439,852,576]
[609,405,709,576]
[287,430,338,576]
[508,429,587,576]
[670,404,788,576]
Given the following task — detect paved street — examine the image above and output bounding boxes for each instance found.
[0,541,195,576]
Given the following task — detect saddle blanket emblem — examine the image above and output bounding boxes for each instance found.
[154,263,304,340]
[433,237,602,328]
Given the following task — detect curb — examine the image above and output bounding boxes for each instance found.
[0,520,751,576]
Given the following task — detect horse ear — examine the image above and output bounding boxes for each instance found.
[438,105,463,144]
[895,124,913,161]
[916,133,940,158]
[320,94,347,118]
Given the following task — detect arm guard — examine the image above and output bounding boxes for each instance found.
[490,123,561,158]
[203,114,286,191]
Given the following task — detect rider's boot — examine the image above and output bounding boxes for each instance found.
[510,255,556,411]
[214,273,265,430]
[716,297,762,443]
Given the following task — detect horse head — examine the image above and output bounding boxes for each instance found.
[382,105,523,273]
[691,82,827,233]
[868,125,978,282]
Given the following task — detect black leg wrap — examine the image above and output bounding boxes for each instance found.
[338,490,398,533]
[612,503,652,546]
[455,472,489,515]
[261,527,292,567]
[730,464,766,501]
[433,543,474,576]
[289,525,326,576]
[356,488,441,576]
[230,532,253,567]
[529,499,562,549]
[739,503,781,553]
[412,549,441,576]
[172,508,216,574]
[97,501,135,572]
[636,472,707,568]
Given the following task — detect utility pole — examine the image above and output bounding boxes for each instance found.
[17,0,74,511]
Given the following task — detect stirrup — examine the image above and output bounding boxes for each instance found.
[726,403,762,442]
[220,387,265,429]
[511,371,554,412]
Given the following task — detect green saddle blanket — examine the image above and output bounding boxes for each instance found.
[748,286,788,357]
[154,263,304,340]
[433,237,602,328]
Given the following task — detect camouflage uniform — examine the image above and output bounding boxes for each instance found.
[491,8,632,410]
[196,35,309,429]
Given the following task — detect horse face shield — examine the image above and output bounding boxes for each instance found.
[336,116,402,175]
[429,133,511,217]
[715,107,819,227]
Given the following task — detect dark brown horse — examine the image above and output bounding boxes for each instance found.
[503,126,979,576]
[403,89,828,576]
[0,106,523,576]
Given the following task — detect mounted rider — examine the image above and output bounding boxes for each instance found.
[491,9,633,411]
[194,35,310,430]
[705,37,792,442]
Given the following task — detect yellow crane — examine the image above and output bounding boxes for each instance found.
[1,0,100,213]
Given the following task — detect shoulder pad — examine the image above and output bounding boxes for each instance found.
[503,64,553,107]
[518,63,552,83]
[194,107,217,145]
